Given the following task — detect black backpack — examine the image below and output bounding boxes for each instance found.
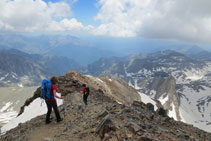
[85,87,90,95]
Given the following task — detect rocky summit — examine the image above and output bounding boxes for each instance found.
[1,72,211,141]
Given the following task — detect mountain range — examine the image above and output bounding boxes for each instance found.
[85,50,211,132]
[1,33,211,65]
[0,49,81,86]
[1,72,211,141]
[0,34,117,65]
[1,42,211,134]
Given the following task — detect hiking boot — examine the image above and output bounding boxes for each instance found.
[46,120,51,124]
[57,118,63,123]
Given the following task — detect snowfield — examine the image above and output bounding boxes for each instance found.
[158,94,168,105]
[126,61,211,133]
[1,93,63,134]
[138,92,158,111]
[0,102,18,125]
[179,86,211,133]
[168,102,177,120]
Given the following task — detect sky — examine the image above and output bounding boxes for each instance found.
[0,0,211,46]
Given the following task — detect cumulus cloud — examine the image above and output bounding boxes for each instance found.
[0,0,90,33]
[47,18,94,32]
[2,0,211,43]
[94,0,211,43]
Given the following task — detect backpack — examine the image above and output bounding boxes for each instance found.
[85,87,90,95]
[41,78,53,99]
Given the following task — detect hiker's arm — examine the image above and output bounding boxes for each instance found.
[53,90,63,99]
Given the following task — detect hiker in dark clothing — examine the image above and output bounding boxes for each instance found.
[45,76,63,124]
[81,84,90,105]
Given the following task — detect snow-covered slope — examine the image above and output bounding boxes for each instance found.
[0,86,37,127]
[87,50,211,132]
[125,54,211,132]
[179,86,211,132]
[1,93,63,134]
[0,102,17,125]
[138,92,158,111]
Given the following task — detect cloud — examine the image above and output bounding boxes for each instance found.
[0,0,90,33]
[47,18,94,32]
[2,0,211,44]
[94,0,211,43]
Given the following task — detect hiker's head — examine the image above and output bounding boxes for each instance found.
[82,84,86,87]
[50,76,58,84]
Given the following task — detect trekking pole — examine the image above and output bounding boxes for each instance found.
[40,90,44,106]
[62,104,67,119]
[61,94,67,119]
[41,99,44,106]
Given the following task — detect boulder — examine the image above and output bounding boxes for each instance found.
[146,103,154,112]
[139,133,157,141]
[127,122,142,134]
[97,110,109,119]
[96,115,116,139]
[156,107,167,117]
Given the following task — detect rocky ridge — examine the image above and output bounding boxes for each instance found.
[1,72,211,141]
[86,50,211,132]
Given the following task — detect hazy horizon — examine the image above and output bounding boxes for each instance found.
[0,0,211,51]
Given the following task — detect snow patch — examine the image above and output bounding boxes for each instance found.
[168,102,177,120]
[128,80,133,87]
[0,111,18,124]
[158,94,168,105]
[11,72,18,79]
[96,78,104,83]
[125,72,132,77]
[134,79,141,89]
[0,73,9,81]
[186,74,203,81]
[0,102,13,112]
[116,101,122,105]
[18,83,23,88]
[179,109,186,123]
[149,90,156,99]
[179,86,211,133]
[1,93,63,134]
[138,92,158,111]
[0,103,17,125]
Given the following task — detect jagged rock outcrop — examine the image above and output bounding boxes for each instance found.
[146,75,181,120]
[1,72,211,141]
[17,87,41,116]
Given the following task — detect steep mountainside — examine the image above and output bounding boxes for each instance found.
[0,49,81,86]
[1,72,211,141]
[0,50,44,86]
[86,50,211,132]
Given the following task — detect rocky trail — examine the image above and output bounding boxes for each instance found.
[1,72,211,141]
